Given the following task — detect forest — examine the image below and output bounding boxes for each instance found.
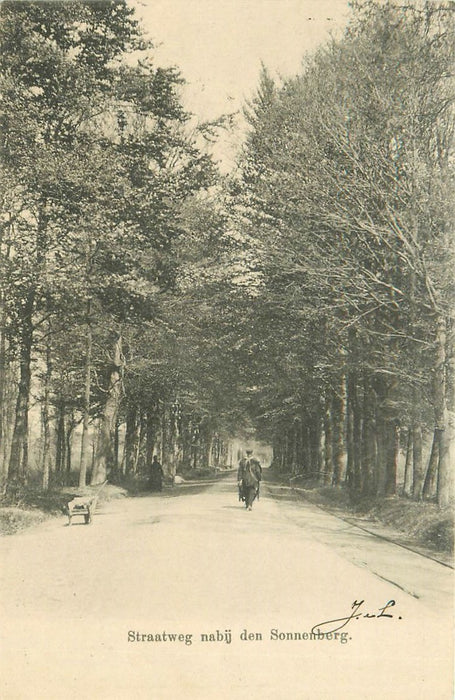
[0,0,454,509]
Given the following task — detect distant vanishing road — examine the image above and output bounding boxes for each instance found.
[0,471,453,700]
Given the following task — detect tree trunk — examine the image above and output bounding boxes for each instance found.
[91,333,124,485]
[181,415,192,470]
[40,330,53,491]
[135,411,148,474]
[55,399,66,477]
[304,423,312,475]
[40,404,50,491]
[435,316,454,506]
[124,405,138,475]
[375,413,387,497]
[0,216,8,487]
[293,419,302,475]
[146,407,158,473]
[347,330,361,492]
[361,375,376,496]
[173,404,183,474]
[346,375,354,489]
[309,414,322,478]
[403,428,413,497]
[1,367,16,488]
[66,416,75,480]
[422,429,440,500]
[384,422,398,496]
[437,419,452,507]
[411,422,424,499]
[91,420,99,474]
[110,418,120,483]
[79,300,92,487]
[446,317,455,505]
[373,375,390,497]
[204,435,212,470]
[352,378,362,492]
[323,391,333,485]
[0,285,7,484]
[283,429,289,472]
[8,291,34,487]
[409,258,424,499]
[191,421,199,471]
[160,404,168,474]
[332,379,345,486]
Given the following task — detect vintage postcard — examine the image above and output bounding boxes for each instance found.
[0,1,453,698]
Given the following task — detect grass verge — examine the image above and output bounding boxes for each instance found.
[0,483,128,536]
[268,472,454,560]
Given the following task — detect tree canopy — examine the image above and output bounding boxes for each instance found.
[0,0,453,507]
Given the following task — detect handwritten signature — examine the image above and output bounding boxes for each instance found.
[311,599,400,635]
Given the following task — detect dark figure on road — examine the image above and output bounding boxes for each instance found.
[150,455,164,491]
[237,449,262,511]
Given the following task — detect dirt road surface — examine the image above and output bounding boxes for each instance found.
[0,472,453,699]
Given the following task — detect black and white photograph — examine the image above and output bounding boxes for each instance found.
[0,1,454,698]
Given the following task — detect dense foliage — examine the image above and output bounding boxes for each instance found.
[0,1,453,507]
[227,1,455,504]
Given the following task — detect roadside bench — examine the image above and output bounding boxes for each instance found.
[66,481,107,526]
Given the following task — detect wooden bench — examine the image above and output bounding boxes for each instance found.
[66,481,107,526]
[67,497,94,525]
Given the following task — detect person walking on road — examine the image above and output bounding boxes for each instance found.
[237,449,262,511]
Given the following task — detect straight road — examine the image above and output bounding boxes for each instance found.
[0,471,453,699]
